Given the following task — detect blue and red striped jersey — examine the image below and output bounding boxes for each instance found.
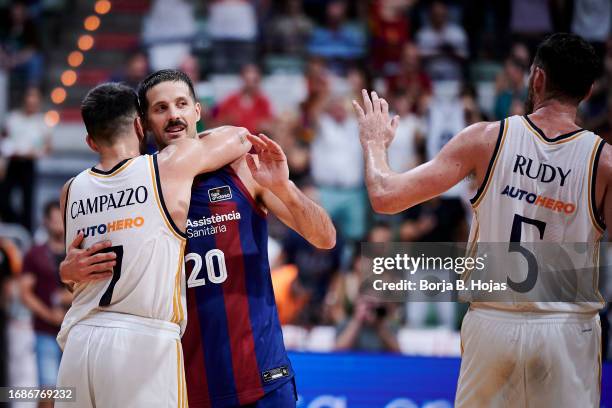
[182,166,293,408]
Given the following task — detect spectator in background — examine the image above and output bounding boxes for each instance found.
[310,94,366,243]
[387,43,432,114]
[20,201,70,400]
[280,184,343,325]
[0,87,50,231]
[142,0,196,71]
[208,0,257,73]
[334,223,400,352]
[415,0,468,81]
[300,58,331,141]
[510,0,552,50]
[0,1,43,96]
[110,50,149,90]
[265,0,313,58]
[213,64,274,133]
[571,0,611,60]
[369,0,412,77]
[388,90,423,173]
[179,54,212,131]
[346,65,372,101]
[308,0,366,74]
[494,56,527,120]
[0,237,22,390]
[398,196,467,242]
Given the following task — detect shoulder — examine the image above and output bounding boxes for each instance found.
[60,177,76,201]
[454,120,501,146]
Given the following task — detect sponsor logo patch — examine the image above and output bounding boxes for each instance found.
[208,186,232,203]
[262,366,290,383]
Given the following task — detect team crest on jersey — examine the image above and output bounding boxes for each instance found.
[208,186,232,203]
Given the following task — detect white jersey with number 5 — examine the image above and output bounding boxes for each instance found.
[58,154,187,349]
[468,115,606,314]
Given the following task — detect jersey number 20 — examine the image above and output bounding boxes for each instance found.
[186,250,228,287]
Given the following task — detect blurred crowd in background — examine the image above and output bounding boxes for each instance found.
[0,0,611,395]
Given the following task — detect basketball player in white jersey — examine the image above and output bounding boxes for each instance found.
[353,33,611,407]
[56,83,251,407]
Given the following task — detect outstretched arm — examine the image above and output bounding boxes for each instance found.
[246,134,336,249]
[353,90,497,214]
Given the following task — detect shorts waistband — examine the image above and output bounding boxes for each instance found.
[78,311,180,339]
[469,307,599,324]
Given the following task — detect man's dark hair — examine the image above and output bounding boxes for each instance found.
[533,33,600,103]
[137,69,196,118]
[43,200,60,219]
[81,83,139,145]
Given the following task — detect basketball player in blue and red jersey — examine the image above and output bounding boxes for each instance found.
[61,70,337,407]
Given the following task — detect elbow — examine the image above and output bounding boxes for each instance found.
[316,234,336,250]
[315,223,337,250]
[370,194,397,215]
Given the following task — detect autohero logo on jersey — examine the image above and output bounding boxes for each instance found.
[186,211,241,238]
[208,185,232,203]
[70,186,148,219]
[78,216,145,238]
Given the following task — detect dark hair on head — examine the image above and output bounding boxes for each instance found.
[43,199,60,219]
[137,69,196,118]
[81,82,139,145]
[533,33,600,102]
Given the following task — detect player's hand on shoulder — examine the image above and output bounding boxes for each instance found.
[353,89,400,149]
[60,232,115,286]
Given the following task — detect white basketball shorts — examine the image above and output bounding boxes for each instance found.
[56,312,187,408]
[456,307,601,408]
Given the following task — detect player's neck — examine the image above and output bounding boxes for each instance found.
[530,99,578,127]
[96,142,140,171]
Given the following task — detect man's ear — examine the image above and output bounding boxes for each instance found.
[85,134,99,153]
[134,116,145,143]
[195,101,202,123]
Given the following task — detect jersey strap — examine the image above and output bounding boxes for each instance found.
[470,119,508,208]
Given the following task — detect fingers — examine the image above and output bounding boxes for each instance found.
[245,153,258,173]
[371,91,381,114]
[352,100,365,120]
[362,89,373,114]
[246,134,266,153]
[381,98,389,116]
[87,271,114,281]
[86,261,116,275]
[69,232,84,249]
[258,134,286,159]
[84,240,113,256]
[391,115,400,131]
[88,252,117,265]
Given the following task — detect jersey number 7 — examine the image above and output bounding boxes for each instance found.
[98,245,124,307]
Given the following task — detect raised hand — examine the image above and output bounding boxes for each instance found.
[352,89,400,149]
[245,133,290,193]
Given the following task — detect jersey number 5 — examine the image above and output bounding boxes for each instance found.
[186,250,228,288]
[508,214,546,293]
